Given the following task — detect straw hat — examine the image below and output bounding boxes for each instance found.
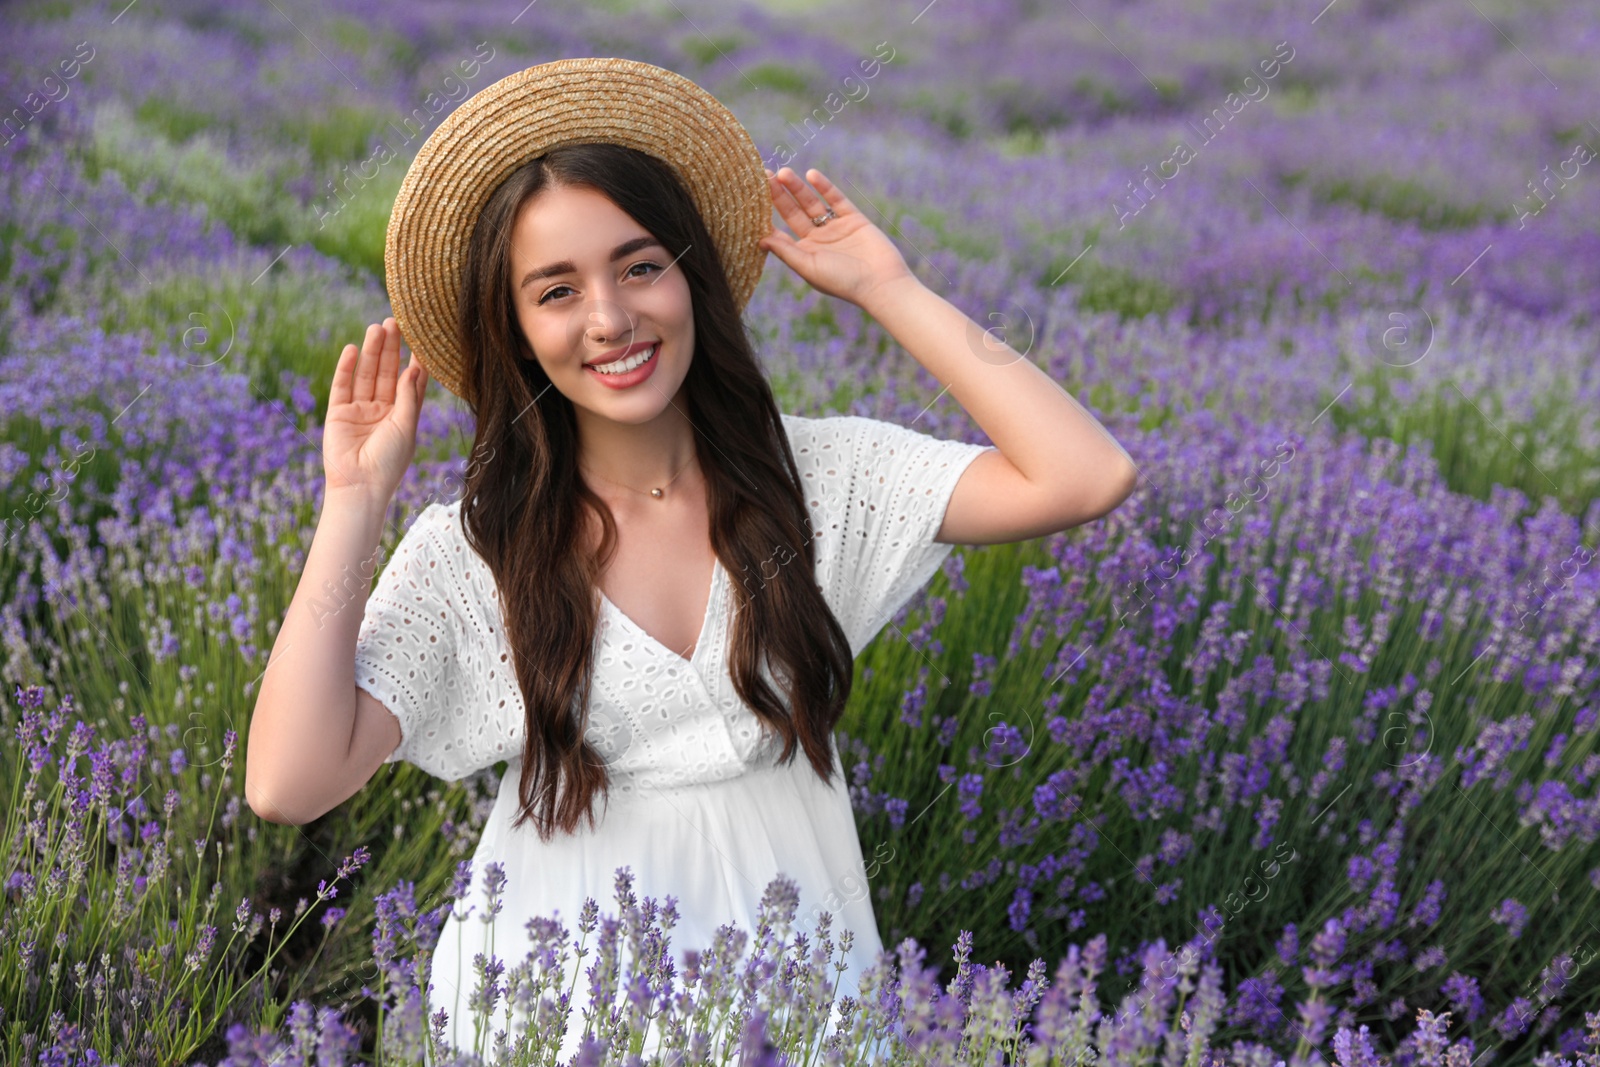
[384,57,774,404]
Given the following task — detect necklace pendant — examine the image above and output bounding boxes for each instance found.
[651,488,664,498]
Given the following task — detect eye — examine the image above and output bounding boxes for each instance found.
[536,261,663,306]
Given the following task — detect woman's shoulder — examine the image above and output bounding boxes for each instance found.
[778,411,883,457]
[400,498,463,549]
[385,498,473,593]
[381,496,505,636]
[779,411,984,473]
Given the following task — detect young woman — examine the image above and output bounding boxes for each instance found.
[246,59,1137,1064]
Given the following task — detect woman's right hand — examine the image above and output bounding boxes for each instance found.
[323,317,429,503]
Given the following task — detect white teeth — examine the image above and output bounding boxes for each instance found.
[590,343,657,375]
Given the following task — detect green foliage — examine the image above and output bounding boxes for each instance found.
[294,104,388,169]
[1041,257,1179,322]
[80,99,302,250]
[874,199,999,263]
[3,548,486,1062]
[49,258,380,423]
[1072,74,1134,117]
[1271,81,1318,114]
[1327,367,1600,517]
[1152,76,1183,104]
[74,94,405,284]
[681,32,746,66]
[792,297,841,342]
[746,61,813,95]
[0,208,82,323]
[1080,378,1177,432]
[324,15,371,55]
[133,96,215,144]
[1552,124,1591,148]
[16,0,76,20]
[1282,168,1500,230]
[997,124,1047,157]
[0,411,122,546]
[905,86,974,140]
[305,165,406,283]
[843,488,1597,1035]
[989,75,1076,135]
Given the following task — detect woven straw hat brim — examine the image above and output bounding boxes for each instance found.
[384,57,772,404]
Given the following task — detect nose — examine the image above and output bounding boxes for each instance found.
[575,298,641,357]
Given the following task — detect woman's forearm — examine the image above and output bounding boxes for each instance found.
[245,488,391,824]
[858,274,1139,512]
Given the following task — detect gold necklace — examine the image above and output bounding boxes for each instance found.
[579,452,698,500]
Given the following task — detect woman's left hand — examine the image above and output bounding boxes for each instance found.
[759,166,917,310]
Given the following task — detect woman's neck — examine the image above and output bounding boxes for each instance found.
[574,406,700,494]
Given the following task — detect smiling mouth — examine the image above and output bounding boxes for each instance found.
[586,342,659,375]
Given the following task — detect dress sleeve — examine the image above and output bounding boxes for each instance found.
[785,413,992,657]
[353,503,480,782]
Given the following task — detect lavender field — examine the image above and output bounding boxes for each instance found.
[3,0,1599,1064]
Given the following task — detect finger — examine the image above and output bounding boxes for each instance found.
[801,168,859,219]
[330,341,358,409]
[410,357,428,412]
[377,317,401,408]
[768,168,818,237]
[774,166,833,224]
[761,228,801,260]
[396,349,423,431]
[354,321,383,405]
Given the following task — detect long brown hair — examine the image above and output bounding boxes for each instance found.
[452,142,855,842]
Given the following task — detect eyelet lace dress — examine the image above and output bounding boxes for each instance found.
[353,413,991,1064]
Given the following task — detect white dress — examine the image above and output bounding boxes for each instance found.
[353,413,991,1064]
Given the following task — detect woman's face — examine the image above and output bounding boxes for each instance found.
[508,183,695,425]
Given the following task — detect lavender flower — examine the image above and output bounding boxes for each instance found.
[1490,897,1529,939]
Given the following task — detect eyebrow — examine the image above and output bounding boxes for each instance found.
[518,235,664,290]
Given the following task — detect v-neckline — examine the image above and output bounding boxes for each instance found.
[597,555,722,666]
